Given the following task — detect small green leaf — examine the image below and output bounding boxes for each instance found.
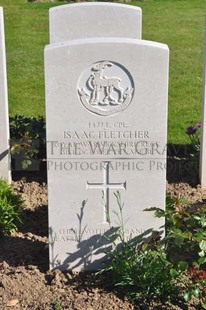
[198,257,206,265]
[174,235,184,245]
[192,288,200,296]
[181,231,192,239]
[202,220,206,227]
[177,261,188,271]
[183,291,192,302]
[182,211,191,217]
[154,210,165,218]
[144,207,165,218]
[198,250,205,257]
[193,215,201,221]
[21,160,32,170]
[199,240,206,251]
[195,230,206,239]
[170,268,179,277]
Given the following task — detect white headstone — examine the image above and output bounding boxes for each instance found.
[0,7,10,182]
[45,36,169,270]
[49,3,142,43]
[200,20,206,189]
[199,23,206,190]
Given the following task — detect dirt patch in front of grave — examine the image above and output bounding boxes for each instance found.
[0,156,206,310]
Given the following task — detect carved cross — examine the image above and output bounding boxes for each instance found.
[86,161,126,223]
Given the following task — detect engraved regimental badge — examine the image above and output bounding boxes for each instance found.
[78,61,134,116]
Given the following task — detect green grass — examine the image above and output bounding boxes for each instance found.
[0,0,206,143]
[1,0,54,117]
[134,0,206,143]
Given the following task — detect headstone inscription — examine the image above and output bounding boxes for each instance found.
[45,4,169,271]
[200,20,206,189]
[49,3,142,43]
[0,7,11,182]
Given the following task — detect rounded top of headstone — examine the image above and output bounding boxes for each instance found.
[49,3,142,43]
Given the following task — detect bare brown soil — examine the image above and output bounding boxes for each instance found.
[0,157,205,309]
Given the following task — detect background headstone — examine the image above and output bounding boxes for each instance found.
[0,7,11,182]
[49,3,142,43]
[200,19,206,189]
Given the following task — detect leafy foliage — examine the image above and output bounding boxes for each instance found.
[52,299,62,310]
[0,179,23,236]
[102,192,206,308]
[151,196,206,265]
[146,196,206,307]
[10,115,46,170]
[107,242,179,301]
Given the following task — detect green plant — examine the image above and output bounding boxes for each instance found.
[106,241,179,302]
[52,299,62,310]
[10,115,46,170]
[102,192,206,307]
[0,179,23,236]
[148,195,206,308]
[102,192,180,302]
[184,266,206,308]
[150,196,206,265]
